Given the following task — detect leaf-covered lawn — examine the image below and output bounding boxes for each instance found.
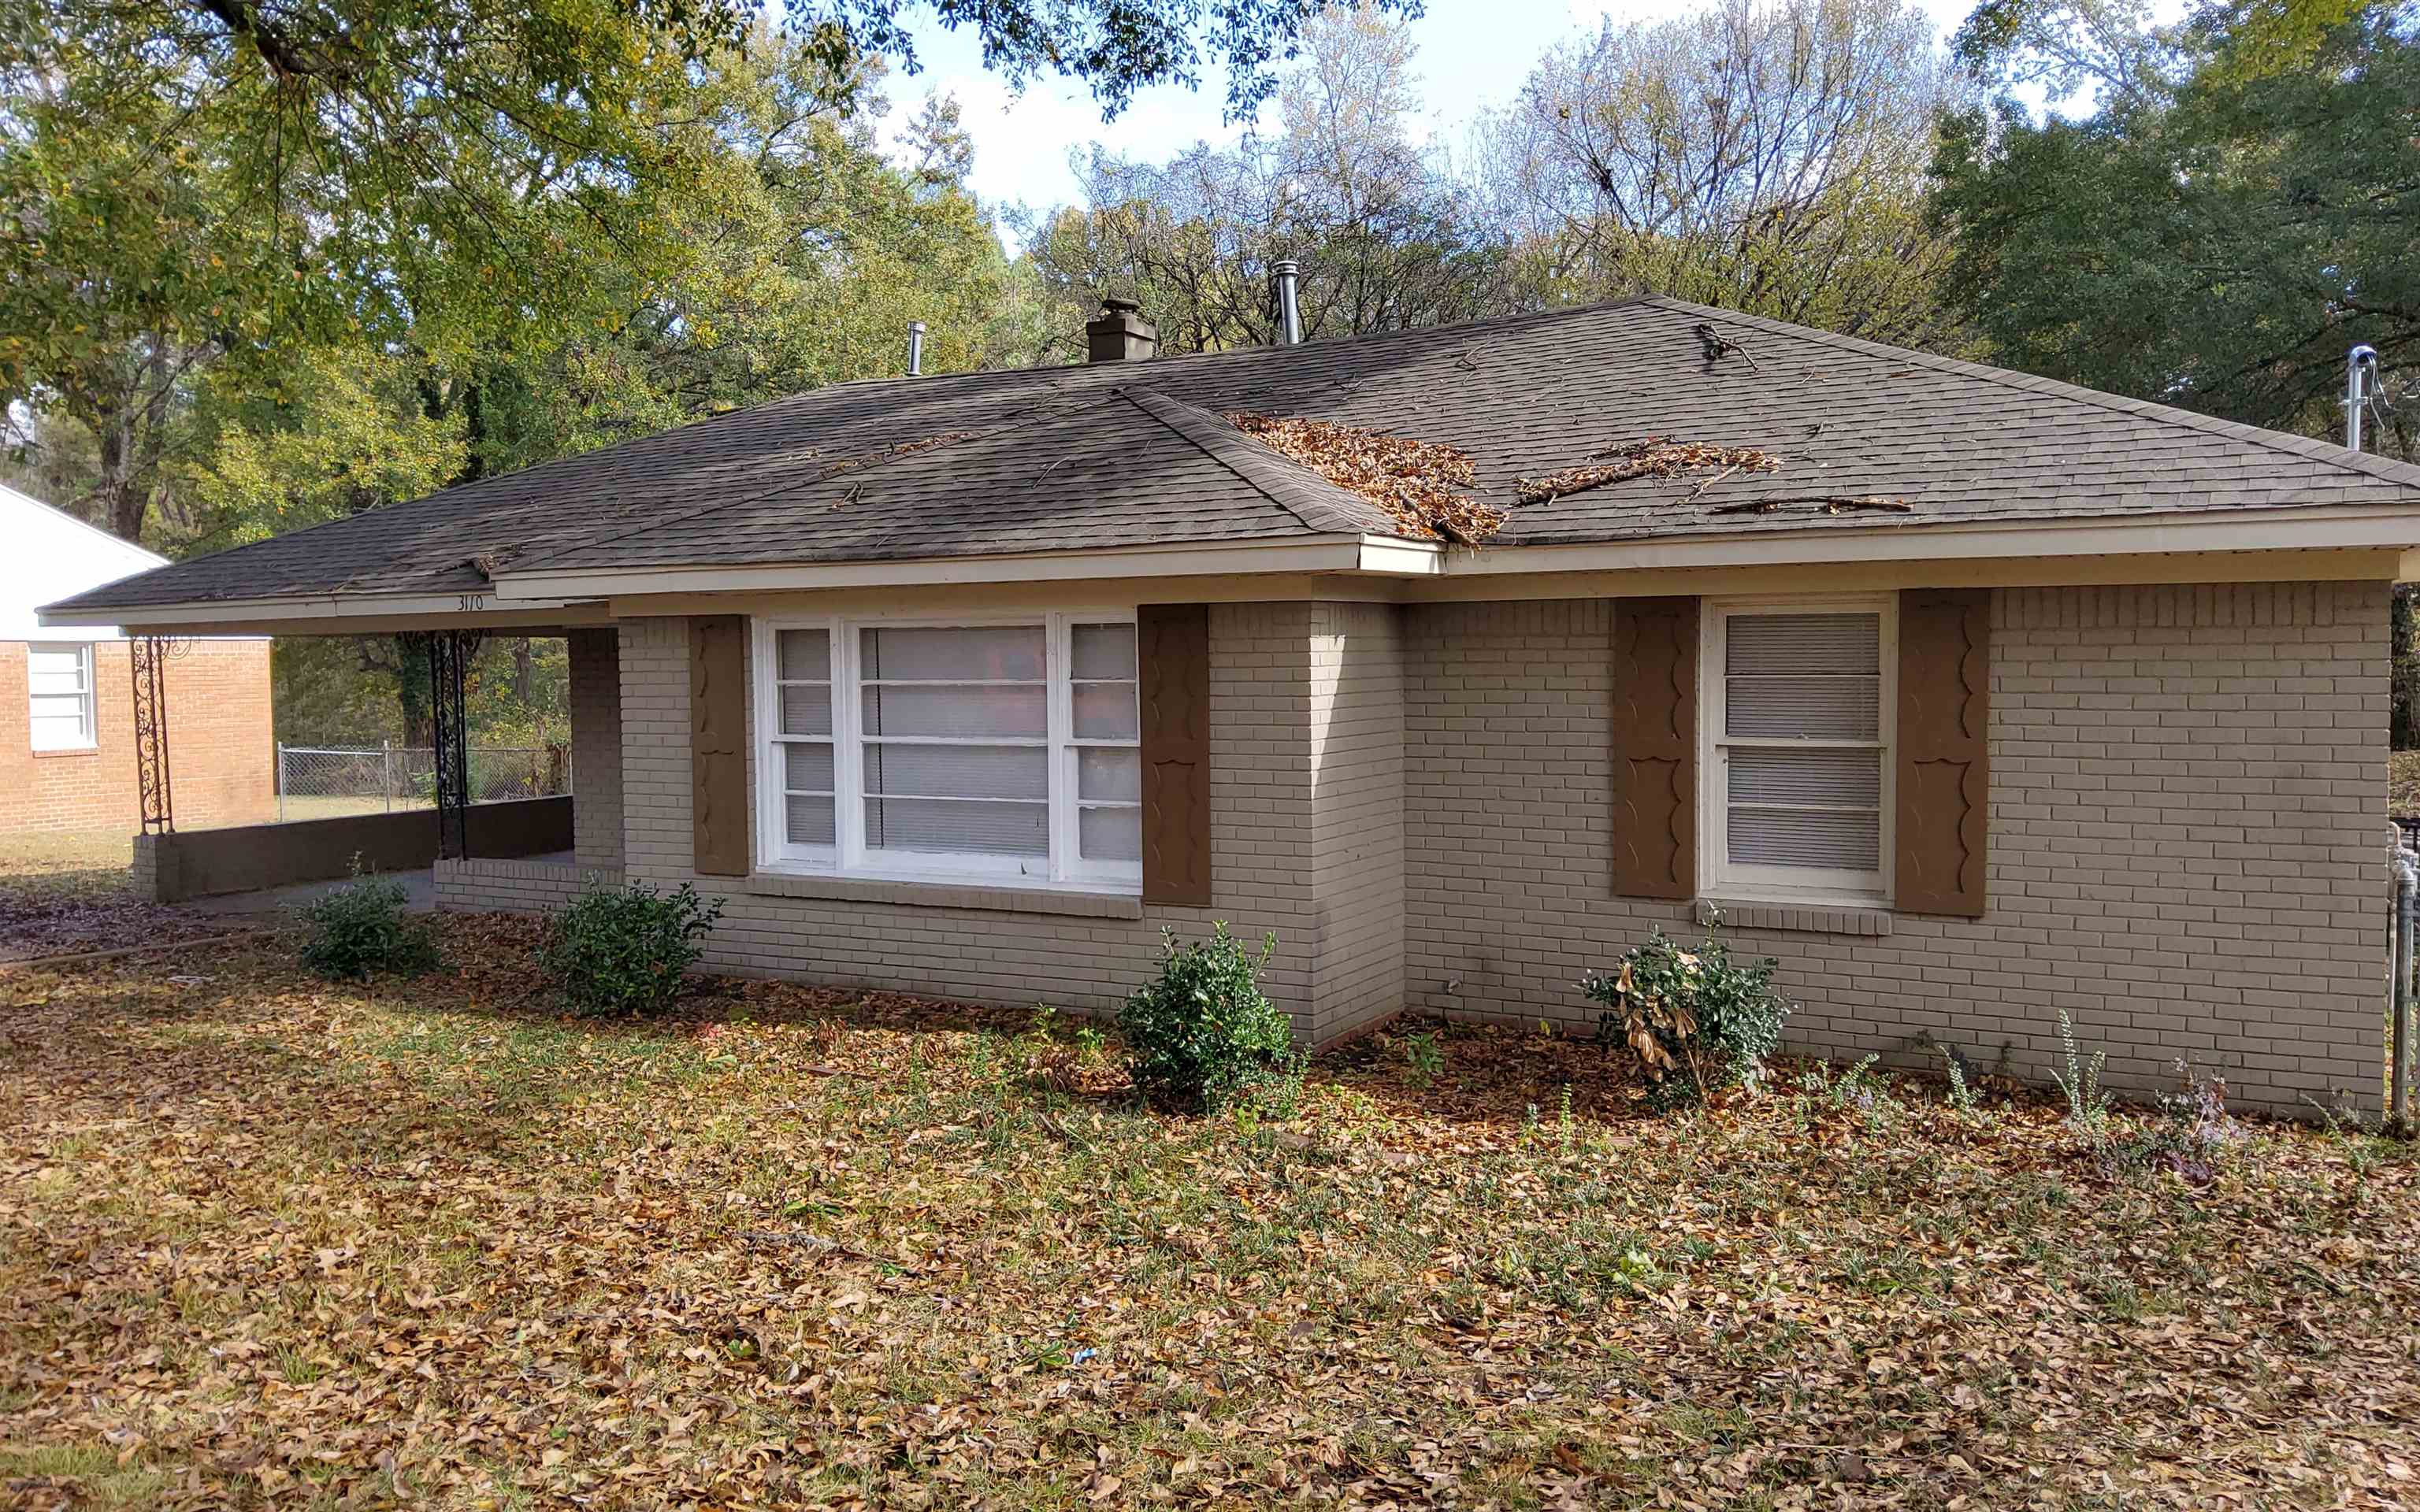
[2,916,2416,1510]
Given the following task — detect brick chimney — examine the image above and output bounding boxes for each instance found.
[1086,298,1158,362]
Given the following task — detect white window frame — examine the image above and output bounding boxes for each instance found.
[751,610,1142,892]
[27,641,98,753]
[1698,594,1897,906]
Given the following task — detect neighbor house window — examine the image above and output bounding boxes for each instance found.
[1701,598,1895,903]
[755,613,1141,888]
[27,642,97,752]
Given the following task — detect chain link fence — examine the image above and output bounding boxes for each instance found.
[276,744,572,822]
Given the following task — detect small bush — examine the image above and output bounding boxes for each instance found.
[1119,924,1297,1110]
[299,862,438,981]
[540,881,724,1016]
[1584,919,1788,1110]
[2124,1062,2241,1186]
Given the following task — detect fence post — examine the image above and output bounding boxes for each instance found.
[276,742,286,824]
[382,741,395,813]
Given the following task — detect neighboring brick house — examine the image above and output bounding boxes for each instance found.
[2,485,273,833]
[41,298,2420,1116]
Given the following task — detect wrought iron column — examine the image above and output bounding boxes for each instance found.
[131,636,187,835]
[423,631,481,861]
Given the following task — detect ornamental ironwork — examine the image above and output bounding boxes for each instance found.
[419,630,484,860]
[130,636,190,835]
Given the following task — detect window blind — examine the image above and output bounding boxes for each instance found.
[1718,611,1884,879]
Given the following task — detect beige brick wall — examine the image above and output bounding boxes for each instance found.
[1308,602,1406,1045]
[436,856,619,913]
[567,628,624,872]
[611,606,1405,1040]
[1401,583,2390,1118]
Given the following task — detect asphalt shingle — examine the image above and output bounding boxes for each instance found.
[46,296,2420,616]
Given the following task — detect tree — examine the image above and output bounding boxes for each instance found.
[1930,3,2420,452]
[1026,5,1516,356]
[1480,0,1976,350]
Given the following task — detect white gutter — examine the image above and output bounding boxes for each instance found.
[496,536,1375,600]
[36,587,594,630]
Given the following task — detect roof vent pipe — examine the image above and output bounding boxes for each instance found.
[907,321,926,378]
[1272,259,1302,346]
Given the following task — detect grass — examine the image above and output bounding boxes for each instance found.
[0,913,2414,1509]
[0,827,135,902]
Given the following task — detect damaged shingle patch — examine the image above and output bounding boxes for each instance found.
[818,431,983,483]
[1711,495,1915,517]
[1224,413,1505,545]
[1514,436,1783,506]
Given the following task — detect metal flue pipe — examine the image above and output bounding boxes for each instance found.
[2347,343,2379,451]
[907,321,926,377]
[1272,259,1302,346]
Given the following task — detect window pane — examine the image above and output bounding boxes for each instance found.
[780,684,832,737]
[1725,676,1881,740]
[863,624,1045,682]
[1071,623,1137,680]
[863,743,1048,800]
[1725,613,1880,676]
[28,665,84,696]
[865,797,1049,857]
[1728,808,1881,871]
[778,628,830,682]
[785,794,835,847]
[863,684,1045,738]
[782,741,833,793]
[1078,747,1140,803]
[1079,805,1141,862]
[30,713,87,750]
[1728,747,1881,808]
[1073,682,1138,740]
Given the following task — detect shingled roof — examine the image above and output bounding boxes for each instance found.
[45,296,2420,617]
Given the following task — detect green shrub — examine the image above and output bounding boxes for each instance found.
[1583,919,1788,1110]
[540,881,724,1016]
[1118,924,1297,1110]
[298,862,438,981]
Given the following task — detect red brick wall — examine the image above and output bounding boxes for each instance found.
[0,639,276,834]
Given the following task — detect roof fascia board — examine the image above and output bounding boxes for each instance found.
[1446,506,2420,577]
[37,590,607,632]
[496,536,1375,599]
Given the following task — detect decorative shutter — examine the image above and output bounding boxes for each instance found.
[1895,589,1989,916]
[1611,596,1699,899]
[1138,603,1212,906]
[690,615,750,876]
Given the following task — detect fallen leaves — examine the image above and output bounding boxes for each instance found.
[1515,435,1783,505]
[0,922,2415,1510]
[1223,412,1505,545]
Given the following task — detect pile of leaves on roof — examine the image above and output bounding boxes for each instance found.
[1515,435,1783,505]
[1224,412,1505,545]
[4,919,2417,1509]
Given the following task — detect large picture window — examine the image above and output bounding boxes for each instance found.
[1700,597,1895,904]
[27,642,97,752]
[755,613,1141,888]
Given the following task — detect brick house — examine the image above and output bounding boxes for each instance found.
[3,485,273,834]
[42,298,2420,1116]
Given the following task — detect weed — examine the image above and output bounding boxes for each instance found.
[1401,1029,1445,1088]
[2052,1010,2114,1143]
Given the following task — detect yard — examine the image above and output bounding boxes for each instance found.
[2,916,2416,1510]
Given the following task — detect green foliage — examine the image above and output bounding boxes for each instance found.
[1931,5,2420,454]
[1401,1029,1445,1088]
[2051,1008,2114,1140]
[540,883,725,1016]
[2395,587,2417,750]
[1118,925,1297,1110]
[1583,921,1789,1110]
[298,865,439,981]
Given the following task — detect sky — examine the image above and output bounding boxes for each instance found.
[874,0,1990,245]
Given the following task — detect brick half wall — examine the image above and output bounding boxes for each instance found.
[1401,583,2391,1119]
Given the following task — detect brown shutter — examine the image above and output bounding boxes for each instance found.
[1138,603,1212,906]
[1610,596,1698,899]
[1895,589,1989,917]
[689,615,749,877]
